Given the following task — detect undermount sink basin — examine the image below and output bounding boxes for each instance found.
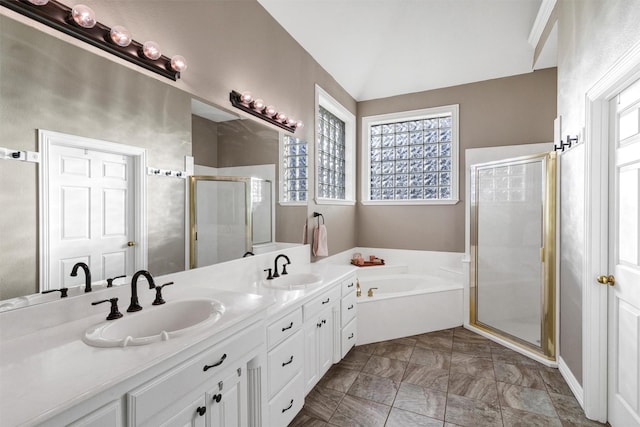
[262,273,323,290]
[83,298,225,348]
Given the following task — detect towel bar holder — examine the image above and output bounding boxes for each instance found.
[313,212,325,224]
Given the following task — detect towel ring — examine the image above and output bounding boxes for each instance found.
[313,212,325,224]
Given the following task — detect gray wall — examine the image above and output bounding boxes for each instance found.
[556,0,640,386]
[356,69,557,252]
[192,116,219,168]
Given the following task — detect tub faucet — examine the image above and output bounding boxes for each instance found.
[71,262,92,292]
[127,270,156,312]
[273,254,290,278]
[367,287,378,297]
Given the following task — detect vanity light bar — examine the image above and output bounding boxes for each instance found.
[229,90,303,133]
[0,0,185,81]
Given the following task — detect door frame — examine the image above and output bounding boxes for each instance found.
[38,129,147,291]
[584,40,640,422]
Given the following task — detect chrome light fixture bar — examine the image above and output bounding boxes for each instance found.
[229,90,303,133]
[0,0,186,81]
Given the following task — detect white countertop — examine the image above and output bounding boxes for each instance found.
[0,258,356,426]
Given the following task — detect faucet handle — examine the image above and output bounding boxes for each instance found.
[92,298,123,320]
[281,263,289,275]
[42,288,69,298]
[106,274,126,288]
[264,268,273,280]
[152,282,174,305]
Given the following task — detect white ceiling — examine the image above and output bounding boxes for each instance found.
[257,0,553,101]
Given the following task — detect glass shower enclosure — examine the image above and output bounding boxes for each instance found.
[470,152,556,359]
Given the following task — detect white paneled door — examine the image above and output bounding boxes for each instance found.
[608,78,640,427]
[42,132,140,290]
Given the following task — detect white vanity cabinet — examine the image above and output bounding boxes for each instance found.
[127,323,261,427]
[340,274,358,358]
[265,308,305,426]
[68,401,123,427]
[303,286,341,394]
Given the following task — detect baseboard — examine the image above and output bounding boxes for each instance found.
[559,356,584,407]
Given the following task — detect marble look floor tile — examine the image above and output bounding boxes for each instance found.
[501,406,563,427]
[373,341,414,362]
[450,352,495,379]
[385,407,444,427]
[318,366,359,393]
[452,340,492,357]
[362,355,408,382]
[444,394,503,427]
[497,382,557,417]
[402,364,449,392]
[393,382,446,420]
[448,372,498,404]
[414,334,454,352]
[494,362,546,389]
[540,369,574,396]
[327,394,390,427]
[302,385,345,421]
[409,347,451,368]
[354,343,377,355]
[549,393,607,426]
[490,346,541,367]
[387,336,418,347]
[339,349,371,372]
[453,327,489,343]
[346,372,399,406]
[288,410,328,427]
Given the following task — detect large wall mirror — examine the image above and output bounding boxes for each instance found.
[0,13,305,309]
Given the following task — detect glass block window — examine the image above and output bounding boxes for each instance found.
[317,106,346,199]
[362,105,459,205]
[281,134,308,203]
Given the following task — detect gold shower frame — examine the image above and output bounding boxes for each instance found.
[469,151,557,360]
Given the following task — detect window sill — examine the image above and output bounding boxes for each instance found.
[315,198,356,206]
[278,201,308,207]
[360,199,460,206]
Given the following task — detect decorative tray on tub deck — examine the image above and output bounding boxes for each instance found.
[350,259,385,267]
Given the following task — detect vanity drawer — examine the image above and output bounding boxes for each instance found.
[341,291,357,327]
[341,318,357,359]
[303,286,340,321]
[268,330,304,398]
[128,324,262,426]
[267,307,302,349]
[268,372,304,427]
[341,275,357,296]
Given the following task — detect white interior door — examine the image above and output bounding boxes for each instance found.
[41,131,142,290]
[608,78,640,427]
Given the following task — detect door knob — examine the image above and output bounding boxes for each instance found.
[127,241,136,247]
[596,275,615,286]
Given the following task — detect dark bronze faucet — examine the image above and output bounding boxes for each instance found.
[273,254,290,278]
[71,262,91,292]
[127,270,156,312]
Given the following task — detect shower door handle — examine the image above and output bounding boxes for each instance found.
[596,275,615,286]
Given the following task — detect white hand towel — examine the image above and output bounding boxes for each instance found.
[313,224,328,257]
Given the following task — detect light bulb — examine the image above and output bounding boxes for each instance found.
[239,92,253,104]
[142,41,161,60]
[109,26,132,47]
[264,105,276,117]
[27,0,49,5]
[71,4,96,28]
[251,98,265,111]
[276,112,287,122]
[170,55,187,72]
[286,117,297,126]
[295,120,304,129]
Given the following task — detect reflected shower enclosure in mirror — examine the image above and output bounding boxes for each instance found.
[0,13,302,308]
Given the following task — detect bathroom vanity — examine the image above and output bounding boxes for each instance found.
[0,250,357,427]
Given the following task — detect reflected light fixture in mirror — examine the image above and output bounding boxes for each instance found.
[229,90,303,133]
[0,0,187,80]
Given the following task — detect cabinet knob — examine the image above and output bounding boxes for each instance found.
[196,406,206,416]
[212,394,222,403]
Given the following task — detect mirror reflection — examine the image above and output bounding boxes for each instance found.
[0,14,302,309]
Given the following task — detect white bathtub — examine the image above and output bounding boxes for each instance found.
[357,273,463,345]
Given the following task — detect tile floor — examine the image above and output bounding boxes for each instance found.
[289,327,606,427]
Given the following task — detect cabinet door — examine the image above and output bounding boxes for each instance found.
[208,368,246,427]
[158,395,206,427]
[304,319,320,393]
[317,307,334,378]
[68,401,122,427]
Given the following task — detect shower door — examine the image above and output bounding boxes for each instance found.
[470,152,556,359]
